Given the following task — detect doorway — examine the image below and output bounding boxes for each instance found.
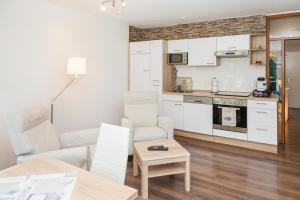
[268,14,300,145]
[285,39,300,145]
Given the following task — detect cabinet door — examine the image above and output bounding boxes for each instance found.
[168,40,188,53]
[130,54,151,91]
[161,101,184,130]
[248,125,277,145]
[188,37,217,66]
[150,40,163,92]
[248,107,277,145]
[130,41,151,54]
[217,34,249,51]
[183,103,212,135]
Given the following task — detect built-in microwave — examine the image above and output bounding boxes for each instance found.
[168,52,188,65]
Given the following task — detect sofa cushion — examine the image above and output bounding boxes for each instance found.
[6,105,50,155]
[24,120,61,154]
[124,104,159,127]
[133,127,167,142]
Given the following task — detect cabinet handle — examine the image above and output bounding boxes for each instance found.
[257,128,268,132]
[174,104,182,106]
[194,100,203,103]
[256,111,267,114]
[152,84,160,87]
[173,50,181,52]
[136,50,142,53]
[152,80,160,82]
[206,62,215,65]
[143,69,149,72]
[227,46,237,49]
[256,102,267,105]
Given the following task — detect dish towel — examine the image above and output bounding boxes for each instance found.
[221,107,238,127]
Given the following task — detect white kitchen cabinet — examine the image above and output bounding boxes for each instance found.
[217,34,249,51]
[150,40,163,92]
[130,40,165,92]
[247,100,278,145]
[183,103,212,135]
[168,39,188,53]
[161,100,184,130]
[130,41,151,54]
[130,54,151,91]
[188,37,217,66]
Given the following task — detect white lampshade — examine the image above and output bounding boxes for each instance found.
[67,57,87,75]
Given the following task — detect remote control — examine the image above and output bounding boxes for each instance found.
[148,145,168,151]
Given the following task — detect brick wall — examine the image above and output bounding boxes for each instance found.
[129,15,266,42]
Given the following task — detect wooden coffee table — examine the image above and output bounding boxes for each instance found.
[133,139,191,199]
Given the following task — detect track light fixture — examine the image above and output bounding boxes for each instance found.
[100,0,127,13]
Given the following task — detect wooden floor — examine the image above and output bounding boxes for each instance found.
[126,108,300,200]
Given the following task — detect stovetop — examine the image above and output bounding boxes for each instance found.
[214,91,252,97]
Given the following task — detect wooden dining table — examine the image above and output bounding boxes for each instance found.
[0,155,138,200]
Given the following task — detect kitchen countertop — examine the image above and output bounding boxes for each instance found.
[163,90,280,102]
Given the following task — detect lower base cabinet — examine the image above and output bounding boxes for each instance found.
[247,100,278,145]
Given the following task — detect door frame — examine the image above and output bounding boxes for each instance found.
[266,12,300,144]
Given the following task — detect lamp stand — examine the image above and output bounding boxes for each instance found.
[51,76,77,124]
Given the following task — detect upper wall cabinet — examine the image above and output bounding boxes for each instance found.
[217,34,250,51]
[130,41,151,54]
[168,39,189,53]
[188,37,217,66]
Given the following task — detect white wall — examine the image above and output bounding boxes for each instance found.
[0,0,129,169]
[286,40,300,108]
[176,58,265,92]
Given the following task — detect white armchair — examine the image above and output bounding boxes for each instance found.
[121,92,174,155]
[5,105,99,169]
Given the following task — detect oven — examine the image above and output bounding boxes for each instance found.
[213,98,247,133]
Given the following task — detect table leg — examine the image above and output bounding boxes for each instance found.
[141,162,148,199]
[185,156,191,192]
[133,150,138,176]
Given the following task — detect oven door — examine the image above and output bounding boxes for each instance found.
[213,104,247,133]
[168,53,188,65]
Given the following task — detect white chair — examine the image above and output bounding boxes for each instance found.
[121,92,174,155]
[5,105,99,169]
[90,123,130,185]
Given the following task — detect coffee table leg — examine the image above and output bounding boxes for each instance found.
[185,156,191,192]
[141,163,148,199]
[133,151,138,176]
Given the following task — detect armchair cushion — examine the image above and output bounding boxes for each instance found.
[124,104,159,127]
[59,128,99,148]
[133,127,167,142]
[23,120,61,154]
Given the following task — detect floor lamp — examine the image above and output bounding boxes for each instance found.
[51,57,87,124]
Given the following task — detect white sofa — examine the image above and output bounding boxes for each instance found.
[121,92,174,155]
[5,105,99,169]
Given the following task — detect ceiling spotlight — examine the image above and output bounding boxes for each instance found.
[181,16,186,20]
[121,0,127,7]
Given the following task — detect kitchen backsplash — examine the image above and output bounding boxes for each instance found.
[130,15,266,42]
[176,58,265,92]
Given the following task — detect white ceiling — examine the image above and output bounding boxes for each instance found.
[45,0,300,28]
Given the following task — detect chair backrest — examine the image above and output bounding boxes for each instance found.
[124,92,159,127]
[5,105,61,156]
[90,123,130,184]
